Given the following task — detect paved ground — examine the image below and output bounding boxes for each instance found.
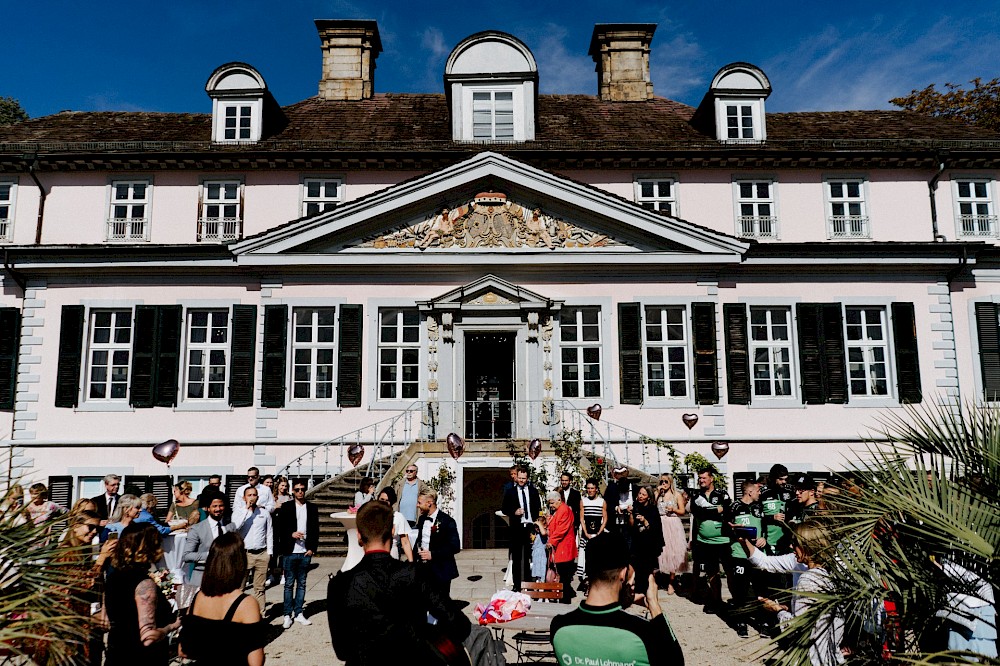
[255,549,771,665]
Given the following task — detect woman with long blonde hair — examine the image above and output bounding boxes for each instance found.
[654,473,687,594]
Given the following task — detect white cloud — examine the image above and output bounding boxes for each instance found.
[421,26,450,60]
[651,32,709,103]
[85,93,149,113]
[533,24,593,94]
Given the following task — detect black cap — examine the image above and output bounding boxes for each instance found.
[584,532,630,577]
[793,473,816,491]
[769,464,789,480]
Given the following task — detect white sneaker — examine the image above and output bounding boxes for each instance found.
[294,614,312,626]
[282,616,293,629]
[280,575,285,586]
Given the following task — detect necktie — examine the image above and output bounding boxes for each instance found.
[520,487,529,522]
[108,496,115,517]
[217,521,224,539]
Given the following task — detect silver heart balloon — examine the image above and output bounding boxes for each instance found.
[347,443,364,467]
[711,441,730,459]
[527,438,542,460]
[152,439,180,466]
[446,432,465,460]
[586,404,602,420]
[682,413,699,430]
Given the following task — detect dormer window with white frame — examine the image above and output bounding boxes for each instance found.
[954,178,997,238]
[694,63,771,144]
[445,32,537,142]
[635,178,677,214]
[206,63,269,144]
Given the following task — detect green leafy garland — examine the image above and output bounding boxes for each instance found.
[506,440,549,490]
[682,452,726,489]
[427,462,457,512]
[550,429,585,487]
[639,435,682,475]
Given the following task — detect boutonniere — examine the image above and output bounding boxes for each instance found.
[431,522,439,534]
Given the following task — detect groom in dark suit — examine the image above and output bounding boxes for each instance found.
[414,488,461,595]
[502,466,541,591]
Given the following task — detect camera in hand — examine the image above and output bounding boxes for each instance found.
[732,525,758,540]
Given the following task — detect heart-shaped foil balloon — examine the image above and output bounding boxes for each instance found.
[347,443,364,467]
[682,413,699,430]
[711,441,730,460]
[527,438,542,460]
[446,432,465,460]
[152,439,180,466]
[586,404,602,420]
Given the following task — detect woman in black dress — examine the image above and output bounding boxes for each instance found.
[628,485,664,598]
[179,532,266,666]
[103,523,179,666]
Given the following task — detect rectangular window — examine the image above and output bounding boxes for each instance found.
[199,180,242,242]
[827,179,869,238]
[643,306,689,398]
[735,180,777,238]
[955,179,996,237]
[378,308,419,400]
[726,104,755,140]
[291,308,337,400]
[560,307,602,398]
[635,179,676,214]
[86,310,132,401]
[749,307,794,397]
[472,91,515,140]
[107,180,150,242]
[185,309,228,400]
[844,307,889,396]
[0,181,14,241]
[301,178,342,217]
[224,104,253,141]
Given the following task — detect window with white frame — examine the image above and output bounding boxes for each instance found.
[826,179,869,238]
[220,103,254,141]
[749,307,794,398]
[955,179,996,237]
[185,310,229,400]
[560,307,602,398]
[635,179,677,214]
[472,90,515,140]
[86,310,132,401]
[291,307,337,400]
[199,180,242,242]
[301,178,342,217]
[726,104,755,140]
[0,180,14,241]
[643,306,689,398]
[107,180,150,242]
[735,180,777,238]
[378,309,420,400]
[844,306,889,396]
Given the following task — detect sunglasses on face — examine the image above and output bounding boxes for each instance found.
[293,487,306,492]
[84,523,100,533]
[406,469,417,473]
[247,475,259,480]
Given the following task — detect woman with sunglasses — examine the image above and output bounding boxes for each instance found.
[654,474,688,594]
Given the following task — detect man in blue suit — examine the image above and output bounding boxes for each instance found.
[414,488,461,596]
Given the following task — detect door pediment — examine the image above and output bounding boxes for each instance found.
[418,274,562,313]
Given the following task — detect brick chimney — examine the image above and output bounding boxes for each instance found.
[588,24,656,102]
[315,19,382,101]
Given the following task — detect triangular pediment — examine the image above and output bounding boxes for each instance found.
[419,274,561,312]
[231,152,749,265]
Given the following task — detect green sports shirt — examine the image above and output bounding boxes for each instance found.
[550,601,685,666]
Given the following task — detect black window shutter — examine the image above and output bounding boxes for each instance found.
[796,303,826,404]
[261,305,288,408]
[618,303,643,405]
[55,305,85,408]
[154,306,182,407]
[47,476,73,509]
[820,303,848,404]
[0,308,20,410]
[337,304,363,407]
[228,305,257,407]
[150,476,173,520]
[129,305,157,408]
[723,304,751,405]
[975,303,1000,401]
[691,302,719,405]
[891,302,922,404]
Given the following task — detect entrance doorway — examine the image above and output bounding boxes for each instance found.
[464,332,515,440]
[463,467,511,548]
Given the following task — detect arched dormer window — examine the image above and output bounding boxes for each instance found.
[705,63,771,143]
[444,31,538,142]
[206,63,268,143]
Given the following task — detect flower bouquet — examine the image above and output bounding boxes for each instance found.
[149,570,176,600]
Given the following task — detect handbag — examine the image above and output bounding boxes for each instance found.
[545,551,560,583]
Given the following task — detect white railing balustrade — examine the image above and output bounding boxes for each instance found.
[828,215,870,239]
[107,217,149,242]
[960,215,997,237]
[0,218,10,241]
[737,215,778,238]
[197,217,242,242]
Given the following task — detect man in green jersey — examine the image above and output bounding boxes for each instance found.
[723,477,767,638]
[691,468,730,613]
[551,532,685,666]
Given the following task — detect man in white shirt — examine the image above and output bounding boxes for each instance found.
[90,474,121,527]
[276,479,318,629]
[233,486,273,611]
[234,467,275,514]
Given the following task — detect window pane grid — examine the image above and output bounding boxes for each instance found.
[378,309,420,400]
[636,179,676,214]
[736,180,777,238]
[644,306,689,398]
[291,308,337,400]
[472,91,515,140]
[560,307,602,398]
[302,178,342,217]
[749,307,793,398]
[0,183,12,241]
[827,180,870,238]
[845,307,889,396]
[726,104,755,139]
[87,310,132,401]
[223,104,253,140]
[956,180,996,237]
[199,181,242,241]
[106,180,150,242]
[186,310,228,400]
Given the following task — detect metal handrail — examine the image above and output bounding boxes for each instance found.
[425,399,566,443]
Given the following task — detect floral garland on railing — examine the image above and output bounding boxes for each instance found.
[506,441,549,490]
[427,462,457,514]
[551,429,585,487]
[640,435,682,475]
[682,452,726,489]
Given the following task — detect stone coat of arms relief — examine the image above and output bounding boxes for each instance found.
[357,191,623,250]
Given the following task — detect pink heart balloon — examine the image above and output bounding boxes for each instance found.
[152,439,180,466]
[711,441,730,460]
[347,443,364,467]
[527,438,542,460]
[682,413,699,430]
[586,404,602,420]
[446,432,465,460]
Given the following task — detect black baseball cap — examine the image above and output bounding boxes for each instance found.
[793,473,816,491]
[585,532,630,577]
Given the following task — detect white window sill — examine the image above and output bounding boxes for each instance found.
[76,402,134,413]
[748,398,804,409]
[174,402,233,412]
[283,401,342,412]
[844,398,900,409]
[370,399,421,411]
[640,398,698,409]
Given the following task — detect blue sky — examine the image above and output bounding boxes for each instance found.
[6,1,999,118]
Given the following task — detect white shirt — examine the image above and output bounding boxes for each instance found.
[105,493,117,516]
[391,511,409,560]
[293,501,308,554]
[233,483,274,513]
[516,484,532,524]
[233,505,273,554]
[419,509,439,551]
